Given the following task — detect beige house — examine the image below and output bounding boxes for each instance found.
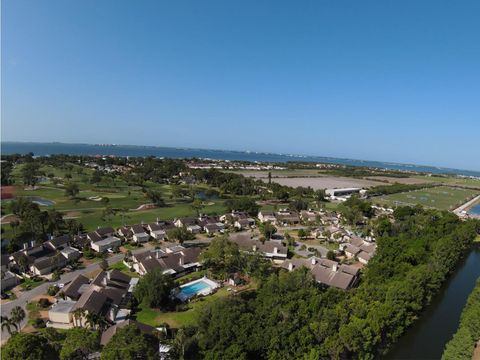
[47,300,76,329]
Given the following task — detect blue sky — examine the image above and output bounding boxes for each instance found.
[2,0,479,171]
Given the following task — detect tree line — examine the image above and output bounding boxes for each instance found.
[442,278,480,360]
[175,207,479,359]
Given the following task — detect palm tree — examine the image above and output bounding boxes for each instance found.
[96,315,109,331]
[1,316,18,335]
[10,306,26,330]
[9,220,20,238]
[72,308,85,327]
[85,312,99,329]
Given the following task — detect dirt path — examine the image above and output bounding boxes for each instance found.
[472,340,480,360]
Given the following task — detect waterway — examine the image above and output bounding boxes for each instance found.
[385,247,480,359]
[3,141,480,177]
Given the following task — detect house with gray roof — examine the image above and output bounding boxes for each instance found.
[281,257,360,290]
[132,246,201,276]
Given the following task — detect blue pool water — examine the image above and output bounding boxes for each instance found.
[469,204,480,216]
[178,280,211,299]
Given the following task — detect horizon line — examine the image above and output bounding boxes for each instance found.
[2,139,480,174]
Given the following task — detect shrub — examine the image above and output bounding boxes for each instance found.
[32,318,46,328]
[38,298,51,308]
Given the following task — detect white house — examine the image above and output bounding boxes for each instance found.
[131,225,150,243]
[258,211,276,223]
[91,236,122,252]
[147,223,166,240]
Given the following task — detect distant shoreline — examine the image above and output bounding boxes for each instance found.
[2,141,480,177]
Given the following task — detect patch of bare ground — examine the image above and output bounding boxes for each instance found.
[472,340,480,360]
[363,176,434,185]
[1,214,19,224]
[262,176,381,190]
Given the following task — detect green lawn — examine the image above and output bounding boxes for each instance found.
[136,287,231,328]
[411,175,480,189]
[20,277,45,291]
[108,261,138,278]
[4,164,228,232]
[374,186,479,211]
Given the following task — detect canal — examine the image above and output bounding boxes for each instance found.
[385,246,480,359]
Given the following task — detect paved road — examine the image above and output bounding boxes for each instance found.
[0,245,152,344]
[294,241,330,258]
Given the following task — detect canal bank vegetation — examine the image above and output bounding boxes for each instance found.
[173,207,479,359]
[442,279,480,360]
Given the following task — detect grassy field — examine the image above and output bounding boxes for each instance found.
[2,162,228,232]
[374,186,480,211]
[136,287,231,328]
[411,175,480,189]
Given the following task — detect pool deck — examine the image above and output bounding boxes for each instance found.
[453,194,480,219]
[176,277,220,302]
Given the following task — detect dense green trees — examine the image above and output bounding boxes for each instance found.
[100,324,158,360]
[20,161,42,187]
[144,189,166,207]
[10,306,26,331]
[193,169,258,196]
[338,195,374,225]
[1,332,57,360]
[167,226,195,243]
[180,208,478,359]
[60,328,100,360]
[200,236,242,276]
[224,198,259,216]
[442,279,480,360]
[260,222,277,239]
[64,182,80,199]
[134,269,175,309]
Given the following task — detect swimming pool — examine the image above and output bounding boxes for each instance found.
[176,277,219,302]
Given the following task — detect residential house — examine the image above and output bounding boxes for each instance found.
[230,234,288,263]
[60,247,81,262]
[234,217,255,230]
[132,246,201,276]
[61,274,90,301]
[117,226,132,239]
[300,210,318,223]
[49,269,137,329]
[131,224,150,243]
[1,270,19,292]
[174,217,197,228]
[281,257,360,290]
[344,244,361,259]
[147,222,167,240]
[47,300,77,329]
[1,254,10,272]
[45,235,71,251]
[91,236,122,253]
[340,237,377,264]
[204,223,224,235]
[96,227,115,238]
[31,253,68,276]
[11,241,72,276]
[186,224,202,234]
[257,211,276,223]
[275,209,300,226]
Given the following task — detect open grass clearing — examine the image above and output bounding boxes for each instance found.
[136,287,231,328]
[374,186,480,211]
